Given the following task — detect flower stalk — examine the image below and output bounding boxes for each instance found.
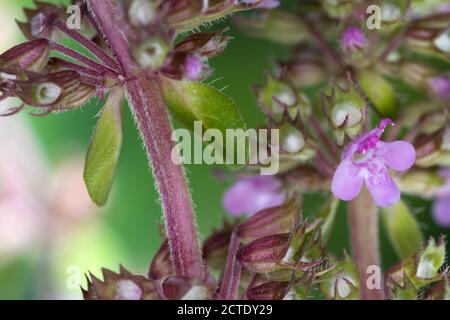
[348,188,385,300]
[86,0,205,280]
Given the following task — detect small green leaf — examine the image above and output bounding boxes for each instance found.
[382,200,423,259]
[317,197,340,244]
[161,76,246,164]
[84,88,124,206]
[359,71,397,118]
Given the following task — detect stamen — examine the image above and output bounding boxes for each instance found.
[357,119,394,154]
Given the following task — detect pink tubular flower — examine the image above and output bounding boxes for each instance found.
[427,76,450,101]
[341,27,366,52]
[332,119,416,208]
[183,55,204,81]
[432,168,450,228]
[223,175,285,216]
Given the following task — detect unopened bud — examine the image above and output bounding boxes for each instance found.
[416,237,446,280]
[128,0,157,26]
[246,281,290,300]
[34,82,62,105]
[322,78,365,145]
[237,233,289,273]
[135,38,169,69]
[234,10,308,45]
[0,38,50,72]
[238,199,300,242]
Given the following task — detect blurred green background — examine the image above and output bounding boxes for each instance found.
[0,0,447,299]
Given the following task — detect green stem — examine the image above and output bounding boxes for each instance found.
[348,188,385,300]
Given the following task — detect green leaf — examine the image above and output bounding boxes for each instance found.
[359,71,397,118]
[382,200,423,259]
[317,197,340,244]
[84,89,124,206]
[161,76,247,164]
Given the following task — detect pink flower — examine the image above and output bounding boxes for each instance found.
[223,176,285,216]
[183,55,204,81]
[432,168,450,228]
[341,27,366,52]
[332,119,416,208]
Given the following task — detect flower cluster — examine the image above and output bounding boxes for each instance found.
[1,0,449,301]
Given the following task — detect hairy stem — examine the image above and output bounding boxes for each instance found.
[86,0,205,279]
[50,41,114,74]
[348,188,385,300]
[52,19,120,72]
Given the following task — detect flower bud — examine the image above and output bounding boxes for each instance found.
[246,280,291,300]
[128,0,157,26]
[386,236,447,289]
[134,38,169,69]
[322,78,365,145]
[238,198,300,242]
[396,168,447,198]
[399,60,436,89]
[341,27,367,53]
[386,273,417,300]
[358,70,397,118]
[237,233,289,273]
[33,82,62,105]
[234,10,308,45]
[317,253,360,300]
[83,266,160,300]
[378,0,410,27]
[18,3,61,40]
[415,126,450,167]
[255,74,311,120]
[275,51,327,88]
[162,0,269,32]
[0,38,50,72]
[174,30,231,58]
[416,237,446,280]
[10,70,96,111]
[149,240,174,280]
[321,0,355,19]
[423,279,450,300]
[162,276,214,300]
[406,25,450,58]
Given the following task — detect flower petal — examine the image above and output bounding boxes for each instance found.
[432,196,450,228]
[331,158,363,201]
[365,164,400,207]
[222,176,285,216]
[378,141,416,171]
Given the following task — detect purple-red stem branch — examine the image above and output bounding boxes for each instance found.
[52,19,120,72]
[219,230,242,300]
[86,0,205,280]
[50,41,114,75]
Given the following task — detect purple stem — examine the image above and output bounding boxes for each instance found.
[219,230,242,300]
[86,0,205,280]
[50,57,101,77]
[52,19,120,72]
[50,41,114,75]
[309,114,338,162]
[348,187,385,300]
